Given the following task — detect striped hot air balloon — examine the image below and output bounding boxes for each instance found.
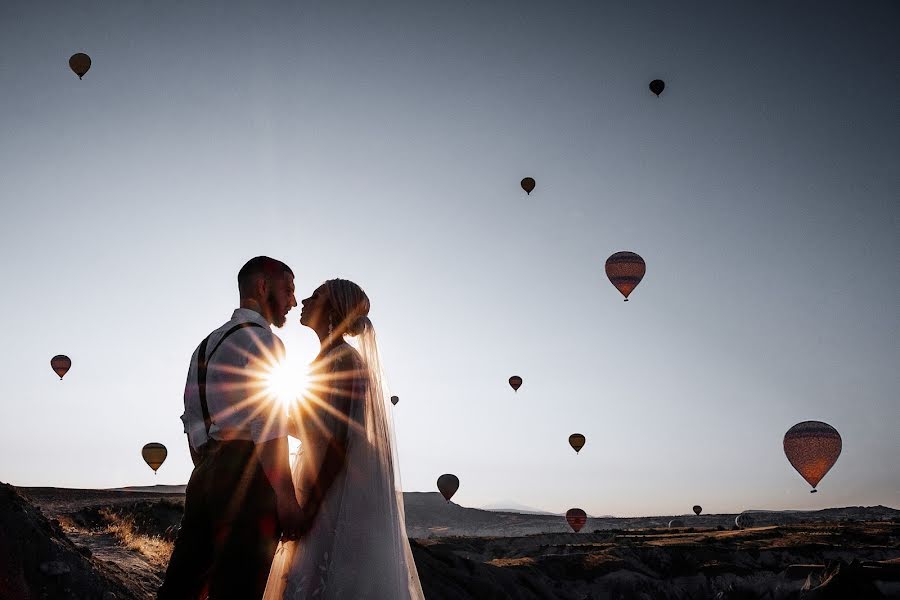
[142,443,168,473]
[605,252,646,301]
[566,508,587,533]
[50,355,72,380]
[783,421,842,493]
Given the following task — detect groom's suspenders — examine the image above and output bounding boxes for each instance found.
[197,321,266,447]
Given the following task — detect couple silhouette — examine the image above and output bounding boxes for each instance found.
[158,257,424,599]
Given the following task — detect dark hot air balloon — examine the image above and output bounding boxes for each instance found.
[69,53,91,79]
[520,177,536,195]
[605,251,646,301]
[783,421,841,493]
[142,443,167,473]
[569,433,586,454]
[649,79,665,97]
[50,355,71,380]
[566,508,587,533]
[508,376,523,391]
[437,474,459,502]
[390,395,399,406]
[693,505,702,516]
[668,519,685,529]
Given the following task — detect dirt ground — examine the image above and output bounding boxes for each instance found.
[7,485,900,599]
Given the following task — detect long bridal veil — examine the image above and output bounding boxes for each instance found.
[264,322,424,599]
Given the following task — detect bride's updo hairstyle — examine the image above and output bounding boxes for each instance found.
[325,279,371,338]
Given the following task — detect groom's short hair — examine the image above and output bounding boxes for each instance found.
[238,256,294,297]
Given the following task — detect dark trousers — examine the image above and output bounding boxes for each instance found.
[158,441,280,600]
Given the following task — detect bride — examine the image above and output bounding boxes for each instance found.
[264,279,425,599]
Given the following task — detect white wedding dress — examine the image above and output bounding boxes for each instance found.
[263,341,424,599]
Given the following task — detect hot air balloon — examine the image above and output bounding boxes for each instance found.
[693,505,702,516]
[605,251,646,301]
[50,355,71,380]
[142,443,167,474]
[520,177,535,195]
[569,433,586,454]
[508,376,523,392]
[566,508,587,533]
[735,513,755,529]
[437,474,459,502]
[668,519,685,529]
[783,421,841,493]
[69,53,91,79]
[649,79,665,97]
[390,395,399,406]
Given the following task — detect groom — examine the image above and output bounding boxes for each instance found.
[159,256,304,600]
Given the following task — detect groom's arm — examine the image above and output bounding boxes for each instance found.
[258,437,303,538]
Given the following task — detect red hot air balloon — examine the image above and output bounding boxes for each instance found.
[51,355,72,380]
[508,376,523,391]
[520,177,536,195]
[783,421,842,493]
[693,505,702,516]
[437,474,459,502]
[566,508,587,533]
[69,53,91,79]
[605,251,646,301]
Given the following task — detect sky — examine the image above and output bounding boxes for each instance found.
[0,1,897,517]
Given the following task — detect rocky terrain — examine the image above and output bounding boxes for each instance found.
[3,484,899,599]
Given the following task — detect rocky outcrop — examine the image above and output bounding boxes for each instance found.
[0,483,135,600]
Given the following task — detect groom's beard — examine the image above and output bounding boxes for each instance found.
[267,292,287,328]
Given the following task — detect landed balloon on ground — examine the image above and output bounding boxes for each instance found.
[649,79,665,97]
[520,177,536,195]
[735,513,755,529]
[437,474,459,502]
[51,355,72,380]
[566,508,587,533]
[141,443,167,473]
[783,421,842,493]
[605,252,646,301]
[69,53,91,79]
[693,505,702,516]
[668,519,685,529]
[508,376,523,392]
[569,433,586,454]
[390,395,399,406]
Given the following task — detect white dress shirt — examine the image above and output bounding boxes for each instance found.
[181,308,288,450]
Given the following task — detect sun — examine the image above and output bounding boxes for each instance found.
[265,357,309,409]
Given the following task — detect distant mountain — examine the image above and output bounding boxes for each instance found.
[108,484,187,494]
[480,501,559,515]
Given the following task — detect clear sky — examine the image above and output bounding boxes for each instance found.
[1,1,897,517]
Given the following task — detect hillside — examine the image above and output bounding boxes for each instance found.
[7,486,900,599]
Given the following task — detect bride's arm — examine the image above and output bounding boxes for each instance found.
[298,355,355,525]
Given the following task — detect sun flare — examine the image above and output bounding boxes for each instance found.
[265,357,309,408]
